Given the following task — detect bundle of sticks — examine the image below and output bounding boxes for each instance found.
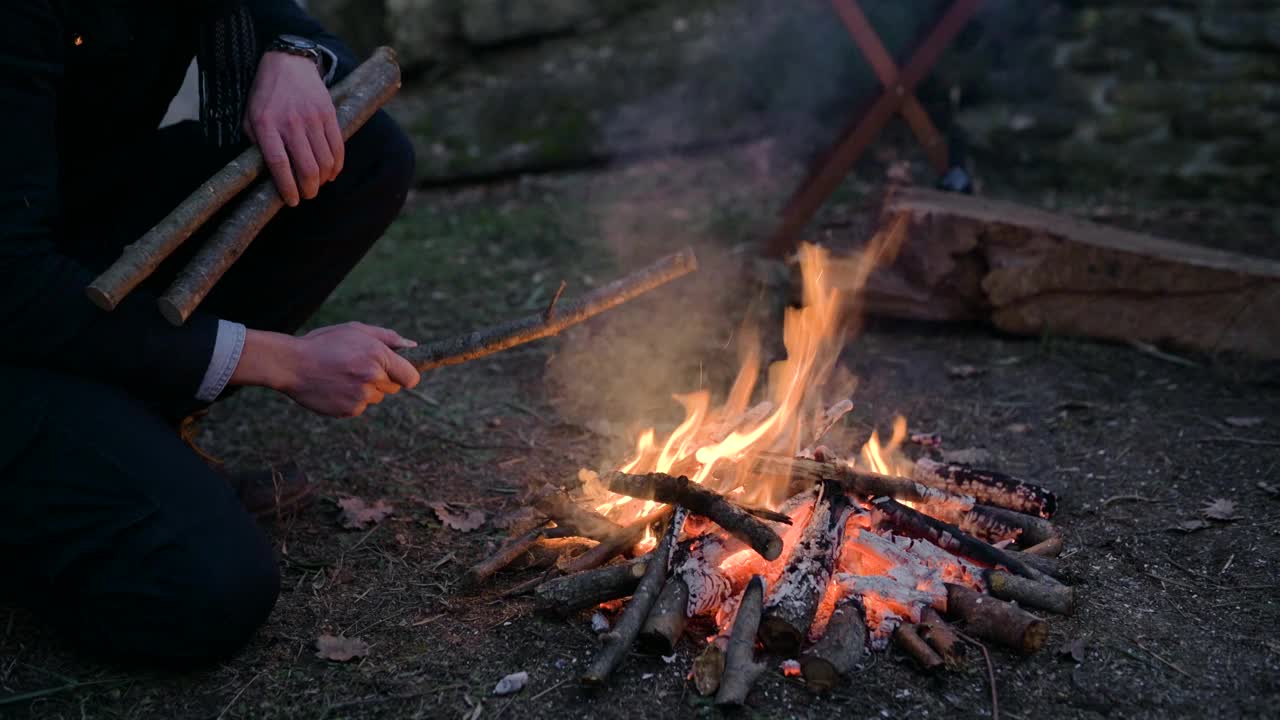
[469,453,1073,704]
[84,47,699,371]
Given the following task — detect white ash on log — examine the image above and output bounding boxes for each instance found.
[946,583,1048,654]
[759,482,853,655]
[582,507,688,686]
[871,497,1051,584]
[913,458,1058,519]
[799,595,866,693]
[715,575,768,707]
[532,556,650,615]
[984,569,1076,616]
[605,472,783,561]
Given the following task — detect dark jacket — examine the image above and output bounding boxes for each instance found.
[0,1,356,411]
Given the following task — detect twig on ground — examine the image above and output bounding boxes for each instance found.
[1128,636,1193,679]
[955,630,999,720]
[217,671,263,720]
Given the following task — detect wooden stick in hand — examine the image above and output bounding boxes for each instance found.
[156,47,402,326]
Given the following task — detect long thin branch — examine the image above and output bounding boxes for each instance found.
[400,249,698,371]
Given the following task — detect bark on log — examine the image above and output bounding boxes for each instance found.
[531,486,624,542]
[582,507,688,686]
[846,186,1280,359]
[799,596,866,693]
[985,569,1076,616]
[759,482,851,656]
[1003,548,1065,581]
[913,458,1057,519]
[400,249,697,371]
[871,497,1051,584]
[532,556,649,615]
[463,523,548,588]
[606,472,783,561]
[893,623,943,671]
[508,537,597,571]
[1023,536,1064,558]
[157,47,403,325]
[917,607,965,670]
[756,454,970,507]
[85,83,357,311]
[715,575,767,707]
[963,503,1061,548]
[945,583,1048,654]
[561,506,672,575]
[637,576,690,656]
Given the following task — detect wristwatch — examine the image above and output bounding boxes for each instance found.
[268,34,337,85]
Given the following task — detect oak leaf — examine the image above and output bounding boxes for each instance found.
[337,497,394,530]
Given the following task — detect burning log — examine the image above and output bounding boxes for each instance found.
[945,583,1048,654]
[561,506,672,574]
[533,556,649,615]
[402,249,697,371]
[756,454,966,507]
[582,508,688,686]
[715,575,767,708]
[871,497,1051,584]
[156,48,403,325]
[605,472,783,561]
[759,483,852,655]
[913,458,1057,519]
[984,569,1076,616]
[965,504,1061,548]
[531,486,624,542]
[799,596,866,693]
[893,623,943,671]
[917,607,965,669]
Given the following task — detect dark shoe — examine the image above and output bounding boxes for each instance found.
[222,461,315,521]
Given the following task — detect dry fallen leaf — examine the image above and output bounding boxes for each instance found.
[493,671,528,696]
[315,634,370,662]
[336,497,394,530]
[1201,498,1241,522]
[1224,416,1264,428]
[692,645,725,696]
[430,502,486,532]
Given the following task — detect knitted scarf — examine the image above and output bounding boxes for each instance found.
[197,2,258,147]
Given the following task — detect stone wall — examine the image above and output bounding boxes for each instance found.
[312,0,1278,203]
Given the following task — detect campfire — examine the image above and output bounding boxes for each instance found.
[467,228,1072,705]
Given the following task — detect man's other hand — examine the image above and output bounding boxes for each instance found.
[244,51,345,207]
[233,323,421,418]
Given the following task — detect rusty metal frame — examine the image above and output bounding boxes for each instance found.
[764,0,982,257]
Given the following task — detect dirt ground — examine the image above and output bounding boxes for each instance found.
[3,145,1278,719]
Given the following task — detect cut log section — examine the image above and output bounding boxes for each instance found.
[533,557,650,615]
[759,482,852,656]
[605,472,783,561]
[917,607,965,669]
[893,623,943,671]
[945,583,1048,654]
[800,596,866,693]
[1023,536,1065,558]
[401,249,697,371]
[715,575,767,707]
[582,507,688,686]
[842,186,1280,359]
[913,458,1057,519]
[985,569,1076,616]
[637,576,690,656]
[871,497,1051,584]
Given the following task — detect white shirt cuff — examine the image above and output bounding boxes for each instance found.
[195,320,247,402]
[317,43,339,87]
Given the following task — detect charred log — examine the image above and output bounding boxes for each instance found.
[800,596,866,693]
[583,507,688,686]
[966,504,1061,548]
[754,454,968,507]
[914,458,1057,519]
[1004,548,1066,582]
[605,472,783,561]
[715,575,768,707]
[945,583,1048,654]
[531,485,625,542]
[561,506,673,575]
[759,482,852,656]
[509,537,597,571]
[533,557,650,614]
[985,569,1076,616]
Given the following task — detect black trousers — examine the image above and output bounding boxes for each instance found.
[0,112,415,664]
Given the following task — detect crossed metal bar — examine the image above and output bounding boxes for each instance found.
[764,0,982,257]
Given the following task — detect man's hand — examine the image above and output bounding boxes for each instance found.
[233,323,421,418]
[244,51,344,207]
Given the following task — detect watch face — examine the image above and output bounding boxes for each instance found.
[278,34,318,51]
